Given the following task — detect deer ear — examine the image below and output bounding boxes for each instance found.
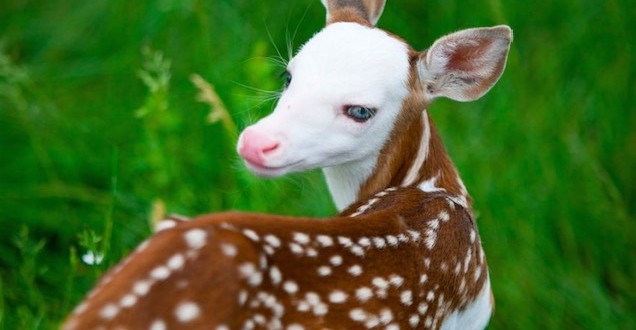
[418,25,513,102]
[321,0,386,26]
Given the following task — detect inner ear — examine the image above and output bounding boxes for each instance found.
[419,25,513,102]
[321,0,386,26]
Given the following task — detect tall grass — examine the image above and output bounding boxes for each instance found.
[0,0,634,328]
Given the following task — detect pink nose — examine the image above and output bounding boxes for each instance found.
[238,128,280,167]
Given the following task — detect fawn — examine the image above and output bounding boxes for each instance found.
[63,0,512,329]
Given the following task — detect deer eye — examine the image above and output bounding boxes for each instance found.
[345,106,376,122]
[281,70,292,89]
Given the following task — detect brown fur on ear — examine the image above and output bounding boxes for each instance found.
[321,0,386,26]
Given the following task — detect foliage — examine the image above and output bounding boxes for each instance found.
[0,0,634,328]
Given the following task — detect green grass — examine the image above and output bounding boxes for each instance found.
[0,0,634,328]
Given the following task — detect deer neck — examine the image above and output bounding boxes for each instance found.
[325,101,471,212]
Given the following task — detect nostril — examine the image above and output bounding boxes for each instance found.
[262,142,279,154]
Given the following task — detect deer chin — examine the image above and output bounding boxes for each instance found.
[242,158,304,178]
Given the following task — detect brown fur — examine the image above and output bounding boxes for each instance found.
[63,2,512,329]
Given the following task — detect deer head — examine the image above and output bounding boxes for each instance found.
[237,0,512,210]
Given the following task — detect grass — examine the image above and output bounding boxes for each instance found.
[0,0,634,328]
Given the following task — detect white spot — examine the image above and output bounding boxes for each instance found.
[264,234,281,248]
[372,277,389,290]
[426,290,435,302]
[120,294,137,308]
[403,112,432,186]
[409,314,420,328]
[428,219,440,230]
[355,287,374,302]
[329,255,343,266]
[283,280,298,294]
[221,243,237,257]
[418,302,429,315]
[338,236,353,247]
[184,229,207,249]
[216,326,229,330]
[474,265,483,282]
[379,308,394,324]
[150,319,167,330]
[289,242,304,255]
[376,190,388,197]
[386,324,400,330]
[297,301,310,312]
[372,237,387,249]
[455,262,462,275]
[263,245,275,255]
[155,219,176,232]
[440,262,449,272]
[293,232,310,245]
[167,254,185,270]
[401,290,413,306]
[349,244,365,257]
[464,248,473,272]
[424,258,431,268]
[318,266,332,276]
[385,235,399,246]
[439,210,450,222]
[238,262,263,287]
[364,316,380,328]
[420,274,428,284]
[242,229,260,242]
[316,235,333,247]
[329,290,348,303]
[99,304,119,320]
[305,247,318,257]
[348,264,363,276]
[313,303,329,316]
[287,324,305,330]
[470,229,476,243]
[253,314,266,325]
[259,254,268,269]
[150,266,170,280]
[269,266,282,285]
[425,229,437,250]
[418,175,445,193]
[243,319,255,330]
[238,290,248,305]
[358,237,371,247]
[425,316,433,327]
[389,274,404,287]
[305,292,320,305]
[350,308,367,322]
[72,302,88,315]
[397,233,409,243]
[175,301,201,322]
[408,230,421,242]
[133,280,152,296]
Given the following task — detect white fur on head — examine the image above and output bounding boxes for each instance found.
[237,23,410,210]
[418,25,513,102]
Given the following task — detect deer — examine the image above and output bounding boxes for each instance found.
[63,0,512,329]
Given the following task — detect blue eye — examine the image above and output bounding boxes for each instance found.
[345,106,376,122]
[281,71,292,89]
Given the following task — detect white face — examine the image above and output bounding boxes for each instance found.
[237,22,410,177]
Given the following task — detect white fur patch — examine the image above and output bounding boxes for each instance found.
[440,278,492,330]
[174,301,201,322]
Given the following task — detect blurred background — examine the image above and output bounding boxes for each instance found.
[0,0,634,328]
